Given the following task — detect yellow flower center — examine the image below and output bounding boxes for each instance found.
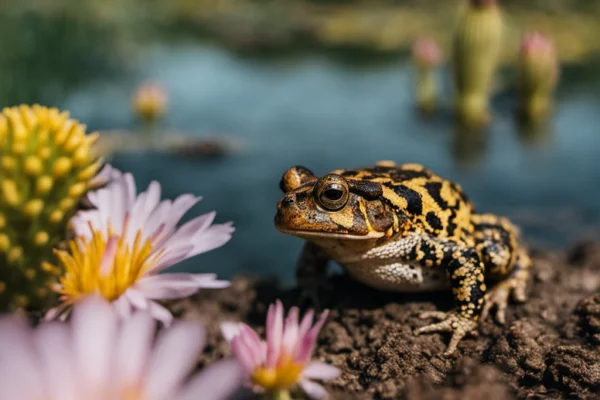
[54,228,162,302]
[251,356,304,391]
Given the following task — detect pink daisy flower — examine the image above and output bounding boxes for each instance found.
[0,295,242,400]
[46,166,234,325]
[221,300,340,399]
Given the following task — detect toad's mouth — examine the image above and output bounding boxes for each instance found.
[275,225,385,240]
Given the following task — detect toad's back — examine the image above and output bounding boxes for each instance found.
[331,163,476,243]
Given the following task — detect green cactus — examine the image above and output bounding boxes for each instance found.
[518,32,559,124]
[413,37,442,114]
[452,0,502,127]
[0,105,102,312]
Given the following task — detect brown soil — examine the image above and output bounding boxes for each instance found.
[175,241,600,399]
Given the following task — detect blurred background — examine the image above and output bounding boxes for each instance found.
[2,0,600,282]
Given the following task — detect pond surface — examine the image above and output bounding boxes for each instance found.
[12,38,600,282]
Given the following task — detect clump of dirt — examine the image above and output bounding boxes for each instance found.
[178,241,600,399]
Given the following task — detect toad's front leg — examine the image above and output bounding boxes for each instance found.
[414,240,486,354]
[365,234,485,354]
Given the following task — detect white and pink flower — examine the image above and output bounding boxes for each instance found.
[0,296,242,400]
[47,166,234,325]
[221,300,340,399]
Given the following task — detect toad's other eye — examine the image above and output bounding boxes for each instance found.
[315,174,349,211]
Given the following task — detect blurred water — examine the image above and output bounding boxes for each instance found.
[58,41,600,282]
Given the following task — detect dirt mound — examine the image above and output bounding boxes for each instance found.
[177,241,600,399]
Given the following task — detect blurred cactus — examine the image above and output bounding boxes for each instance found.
[452,126,488,170]
[0,105,101,312]
[412,37,442,114]
[518,33,559,124]
[452,0,502,127]
[132,82,168,131]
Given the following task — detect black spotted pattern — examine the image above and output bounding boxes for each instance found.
[426,211,443,231]
[424,181,449,210]
[389,184,423,215]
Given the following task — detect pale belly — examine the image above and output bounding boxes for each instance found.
[310,237,451,292]
[342,260,451,292]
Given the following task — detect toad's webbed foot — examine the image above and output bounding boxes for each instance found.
[415,311,478,355]
[481,277,527,324]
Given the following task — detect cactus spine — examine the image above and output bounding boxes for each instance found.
[412,37,442,114]
[518,32,559,124]
[0,105,101,312]
[452,0,502,127]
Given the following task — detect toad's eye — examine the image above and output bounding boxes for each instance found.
[323,188,343,200]
[315,175,349,211]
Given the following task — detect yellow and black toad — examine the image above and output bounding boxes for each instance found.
[275,161,530,355]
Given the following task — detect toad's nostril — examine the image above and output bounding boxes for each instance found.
[282,197,295,207]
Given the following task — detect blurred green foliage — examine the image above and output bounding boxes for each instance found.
[152,0,600,61]
[0,0,597,107]
[0,0,146,105]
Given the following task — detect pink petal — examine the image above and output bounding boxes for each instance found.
[145,201,172,241]
[220,322,241,343]
[122,173,137,212]
[126,181,162,243]
[297,310,329,364]
[238,324,265,368]
[193,279,230,289]
[160,194,202,235]
[148,300,174,327]
[194,273,217,281]
[147,245,194,273]
[0,316,44,399]
[282,307,300,356]
[141,321,205,400]
[298,309,315,339]
[112,296,132,319]
[303,361,340,381]
[187,223,234,258]
[99,235,119,276]
[71,296,118,393]
[125,288,149,310]
[33,323,80,400]
[166,212,217,245]
[88,164,119,189]
[175,359,243,400]
[134,274,207,300]
[44,303,71,321]
[299,379,329,400]
[231,336,258,373]
[114,312,155,390]
[266,300,284,367]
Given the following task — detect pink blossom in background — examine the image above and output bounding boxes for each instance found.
[412,37,442,68]
[221,300,340,399]
[0,296,242,400]
[520,32,560,84]
[521,32,556,59]
[46,166,234,325]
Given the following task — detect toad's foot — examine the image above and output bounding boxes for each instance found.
[415,311,478,355]
[481,278,527,324]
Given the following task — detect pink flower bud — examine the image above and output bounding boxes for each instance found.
[412,37,442,68]
[521,32,555,59]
